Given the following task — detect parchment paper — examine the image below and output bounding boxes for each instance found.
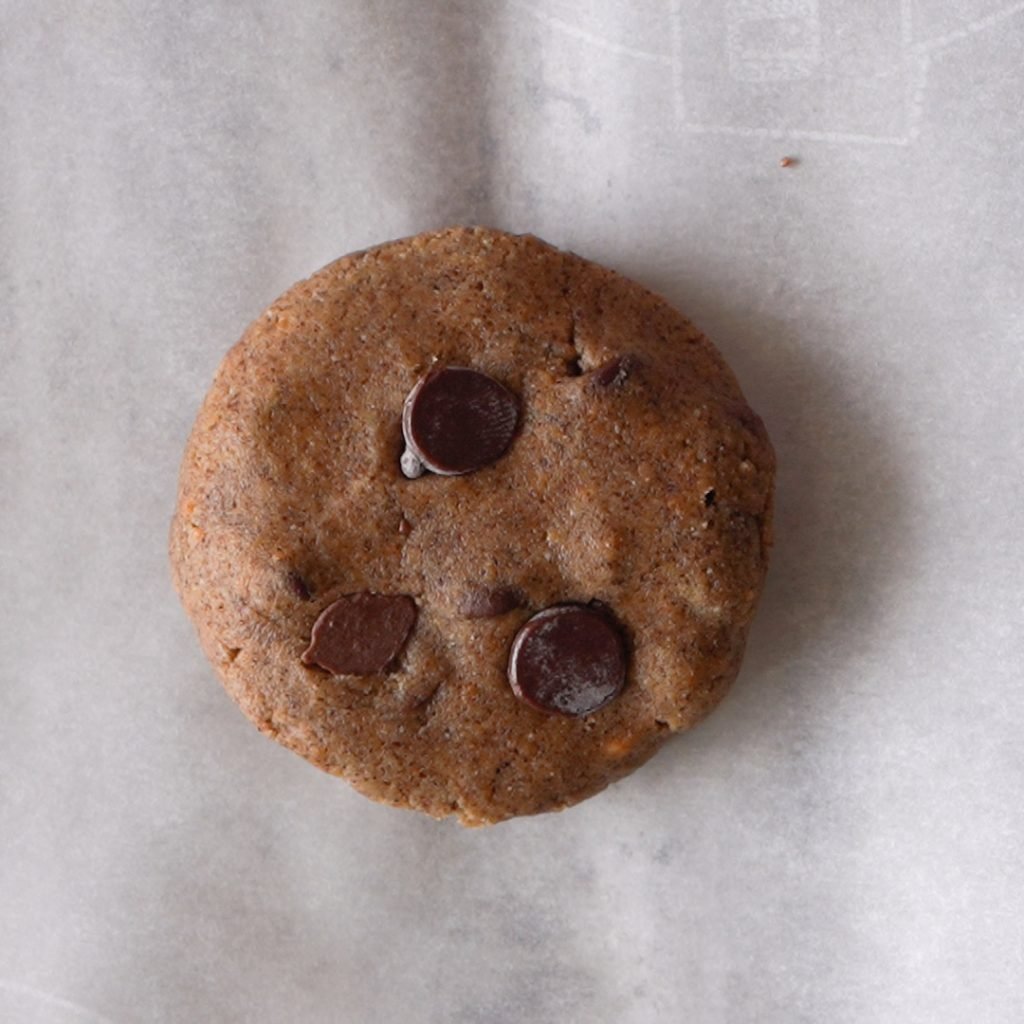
[3,2,1023,1021]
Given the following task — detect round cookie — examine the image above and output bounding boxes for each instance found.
[169,227,775,825]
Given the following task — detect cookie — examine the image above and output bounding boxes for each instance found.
[169,227,775,825]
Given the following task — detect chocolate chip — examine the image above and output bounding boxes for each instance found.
[285,571,312,601]
[401,366,519,477]
[508,604,627,717]
[591,355,636,389]
[301,593,417,676]
[703,488,716,508]
[458,584,525,618]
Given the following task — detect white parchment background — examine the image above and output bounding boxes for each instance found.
[2,2,1023,1022]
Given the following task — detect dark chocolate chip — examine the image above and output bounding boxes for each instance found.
[401,366,519,477]
[458,584,526,618]
[591,355,637,389]
[508,603,627,717]
[285,571,312,601]
[301,593,417,676]
[703,489,716,508]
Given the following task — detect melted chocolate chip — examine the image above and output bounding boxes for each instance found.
[401,366,519,477]
[508,604,627,717]
[301,593,417,676]
[591,355,637,389]
[458,584,526,618]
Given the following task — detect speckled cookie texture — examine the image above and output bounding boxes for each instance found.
[169,227,775,825]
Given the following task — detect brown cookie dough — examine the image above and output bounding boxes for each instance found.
[169,227,775,825]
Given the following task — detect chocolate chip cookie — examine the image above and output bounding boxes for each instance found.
[169,227,775,825]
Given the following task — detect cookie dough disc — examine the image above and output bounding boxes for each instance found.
[169,227,775,825]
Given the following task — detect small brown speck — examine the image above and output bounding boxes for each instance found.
[779,156,797,168]
[590,354,638,389]
[458,584,525,618]
[285,571,312,601]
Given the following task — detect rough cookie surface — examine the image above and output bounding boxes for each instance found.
[169,227,775,825]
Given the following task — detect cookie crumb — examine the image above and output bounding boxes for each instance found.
[779,156,797,168]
